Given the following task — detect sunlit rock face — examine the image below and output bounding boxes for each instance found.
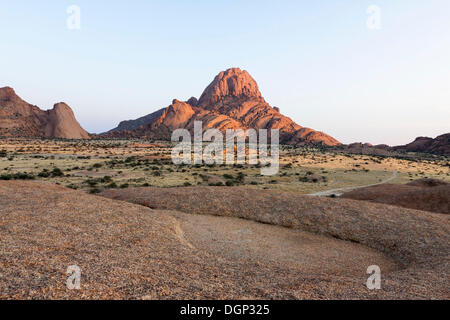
[104,68,341,146]
[0,87,89,139]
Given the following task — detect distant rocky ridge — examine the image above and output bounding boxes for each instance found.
[0,87,89,139]
[392,133,450,156]
[111,108,165,132]
[105,68,341,146]
[339,133,450,156]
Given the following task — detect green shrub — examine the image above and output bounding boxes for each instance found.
[89,188,101,194]
[106,182,118,189]
[233,172,245,183]
[85,179,98,187]
[101,176,112,183]
[51,168,64,177]
[38,169,50,177]
[0,172,35,180]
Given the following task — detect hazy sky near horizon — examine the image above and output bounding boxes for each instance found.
[1,0,449,145]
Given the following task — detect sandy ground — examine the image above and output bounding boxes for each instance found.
[1,138,448,195]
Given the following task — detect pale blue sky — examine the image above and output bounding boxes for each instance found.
[1,0,449,145]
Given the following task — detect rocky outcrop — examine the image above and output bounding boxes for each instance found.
[0,87,89,139]
[342,178,450,214]
[393,134,450,156]
[108,108,165,133]
[44,103,90,139]
[337,133,450,157]
[105,68,341,146]
[186,97,198,107]
[198,68,262,108]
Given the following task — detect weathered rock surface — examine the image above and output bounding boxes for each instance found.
[392,133,450,156]
[99,185,450,299]
[2,180,449,299]
[0,87,89,139]
[338,133,450,156]
[341,178,450,214]
[105,68,341,146]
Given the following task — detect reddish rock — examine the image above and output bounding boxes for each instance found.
[0,87,89,139]
[105,68,340,146]
[186,97,198,107]
[393,134,450,156]
[198,68,263,107]
[342,179,450,214]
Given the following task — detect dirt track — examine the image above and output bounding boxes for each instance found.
[309,171,398,196]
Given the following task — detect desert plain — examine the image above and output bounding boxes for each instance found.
[0,138,448,299]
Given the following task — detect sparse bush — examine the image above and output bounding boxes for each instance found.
[85,179,98,187]
[38,169,50,178]
[106,182,118,189]
[0,172,35,180]
[236,172,245,182]
[51,168,63,177]
[208,182,224,186]
[101,176,112,183]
